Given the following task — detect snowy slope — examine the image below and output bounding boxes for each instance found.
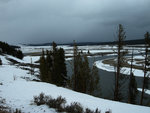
[0,55,150,113]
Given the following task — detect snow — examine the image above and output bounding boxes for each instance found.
[0,55,9,64]
[138,88,150,95]
[6,55,25,63]
[95,59,145,77]
[95,60,115,72]
[20,45,72,54]
[23,56,40,64]
[20,45,147,62]
[1,53,150,113]
[95,55,150,77]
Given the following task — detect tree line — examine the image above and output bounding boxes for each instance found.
[39,42,100,96]
[39,25,150,106]
[39,42,67,86]
[70,41,100,95]
[0,41,23,59]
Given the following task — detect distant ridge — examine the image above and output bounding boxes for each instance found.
[24,39,145,46]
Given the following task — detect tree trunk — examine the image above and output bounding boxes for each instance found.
[140,47,148,105]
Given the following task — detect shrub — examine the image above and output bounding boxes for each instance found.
[34,93,46,106]
[85,108,101,113]
[47,96,66,112]
[13,109,22,113]
[65,102,83,113]
[94,108,101,113]
[33,93,110,113]
[105,109,112,113]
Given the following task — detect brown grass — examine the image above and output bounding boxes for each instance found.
[102,58,145,71]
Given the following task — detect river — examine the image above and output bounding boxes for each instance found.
[66,55,150,105]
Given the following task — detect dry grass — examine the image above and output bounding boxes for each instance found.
[102,58,145,70]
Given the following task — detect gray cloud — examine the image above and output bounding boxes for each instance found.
[0,0,150,44]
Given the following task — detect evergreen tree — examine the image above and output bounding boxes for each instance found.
[82,55,91,93]
[51,42,60,85]
[140,32,150,105]
[87,50,90,55]
[114,24,127,101]
[128,49,138,104]
[40,50,48,82]
[30,58,34,75]
[57,48,67,86]
[72,40,79,91]
[0,41,23,59]
[88,64,100,95]
[71,41,100,95]
[128,73,138,104]
[75,54,90,93]
[46,50,52,83]
[0,58,2,65]
[74,52,83,92]
[16,50,23,59]
[39,42,67,87]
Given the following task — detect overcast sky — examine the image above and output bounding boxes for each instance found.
[0,0,150,44]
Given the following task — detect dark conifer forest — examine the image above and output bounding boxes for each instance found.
[0,41,23,59]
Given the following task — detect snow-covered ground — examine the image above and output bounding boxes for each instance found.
[95,55,149,77]
[23,56,40,64]
[20,44,146,58]
[0,54,150,113]
[95,60,145,77]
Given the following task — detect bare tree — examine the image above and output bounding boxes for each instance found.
[114,24,126,101]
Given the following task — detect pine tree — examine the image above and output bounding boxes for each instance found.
[88,64,100,95]
[72,40,79,91]
[82,55,91,93]
[51,42,58,84]
[71,41,100,95]
[114,24,127,101]
[87,50,90,55]
[16,50,23,59]
[0,41,23,59]
[74,52,83,92]
[39,42,67,87]
[140,32,150,105]
[30,58,34,75]
[0,58,2,65]
[76,54,90,93]
[128,49,138,104]
[58,48,67,86]
[50,42,67,86]
[46,50,52,83]
[40,50,48,82]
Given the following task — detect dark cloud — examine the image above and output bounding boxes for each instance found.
[0,0,150,44]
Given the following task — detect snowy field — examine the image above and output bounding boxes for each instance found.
[0,53,150,112]
[20,44,146,57]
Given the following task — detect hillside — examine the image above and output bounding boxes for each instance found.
[0,54,150,113]
[0,41,23,59]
